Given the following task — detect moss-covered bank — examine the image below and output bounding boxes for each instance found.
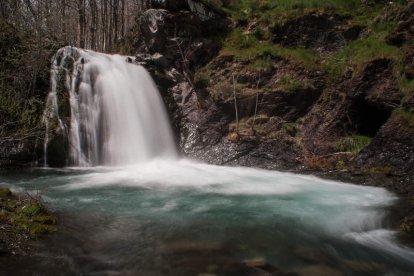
[0,187,57,256]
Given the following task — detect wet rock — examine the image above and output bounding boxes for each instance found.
[187,0,218,21]
[135,52,169,68]
[295,247,328,263]
[0,187,12,198]
[45,134,67,167]
[134,5,226,66]
[151,0,188,11]
[342,260,385,274]
[297,265,343,276]
[160,240,230,254]
[243,258,282,274]
[0,139,40,168]
[302,58,401,155]
[352,113,414,185]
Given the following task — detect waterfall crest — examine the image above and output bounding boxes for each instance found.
[43,46,177,166]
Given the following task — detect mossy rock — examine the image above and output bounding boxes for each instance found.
[33,215,57,225]
[400,222,413,233]
[26,223,57,236]
[0,187,12,199]
[18,202,43,217]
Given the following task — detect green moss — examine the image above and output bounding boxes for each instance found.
[218,0,406,85]
[400,77,414,93]
[221,0,379,21]
[394,107,414,127]
[9,203,57,236]
[366,166,392,174]
[278,75,305,91]
[336,135,372,154]
[400,222,413,233]
[0,187,12,198]
[325,26,401,79]
[0,188,57,239]
[33,215,57,225]
[222,40,321,69]
[0,210,9,219]
[18,202,43,217]
[282,122,298,136]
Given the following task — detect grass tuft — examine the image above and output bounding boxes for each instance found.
[336,135,372,154]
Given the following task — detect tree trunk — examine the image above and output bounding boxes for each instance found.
[121,0,125,37]
[78,0,85,48]
[90,0,97,50]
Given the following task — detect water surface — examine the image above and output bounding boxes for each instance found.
[1,160,413,275]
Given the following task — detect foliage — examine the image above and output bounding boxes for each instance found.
[400,77,414,93]
[336,135,372,154]
[218,0,405,81]
[394,107,414,127]
[222,31,321,69]
[0,19,54,139]
[0,187,57,237]
[278,76,305,91]
[325,23,401,79]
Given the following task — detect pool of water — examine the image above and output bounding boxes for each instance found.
[1,160,413,275]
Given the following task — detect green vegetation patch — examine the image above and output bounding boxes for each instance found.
[0,187,57,238]
[336,135,372,154]
[394,107,414,127]
[216,0,405,80]
[221,30,321,70]
[325,23,401,79]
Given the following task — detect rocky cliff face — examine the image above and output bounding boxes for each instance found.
[131,1,414,197]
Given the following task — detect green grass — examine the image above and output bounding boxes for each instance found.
[400,77,414,93]
[325,23,401,79]
[336,135,372,154]
[217,0,404,79]
[220,0,392,27]
[0,187,57,237]
[279,75,305,91]
[221,30,321,70]
[394,107,414,127]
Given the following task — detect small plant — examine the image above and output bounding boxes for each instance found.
[282,122,298,136]
[394,107,414,127]
[278,75,305,91]
[0,186,57,239]
[336,135,372,154]
[400,219,413,233]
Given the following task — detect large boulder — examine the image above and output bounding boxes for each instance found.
[134,1,227,67]
[353,110,414,187]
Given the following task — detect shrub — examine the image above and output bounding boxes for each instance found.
[336,135,372,154]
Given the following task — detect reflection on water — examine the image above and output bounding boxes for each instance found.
[1,160,413,275]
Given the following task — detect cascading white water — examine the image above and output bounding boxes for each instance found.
[43,46,177,166]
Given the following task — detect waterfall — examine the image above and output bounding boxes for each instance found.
[43,46,177,166]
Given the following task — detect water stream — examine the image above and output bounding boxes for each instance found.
[1,47,414,275]
[43,46,177,166]
[1,162,414,275]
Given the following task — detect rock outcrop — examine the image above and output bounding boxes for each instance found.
[129,1,414,200]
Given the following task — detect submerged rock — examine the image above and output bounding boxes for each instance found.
[297,265,343,276]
